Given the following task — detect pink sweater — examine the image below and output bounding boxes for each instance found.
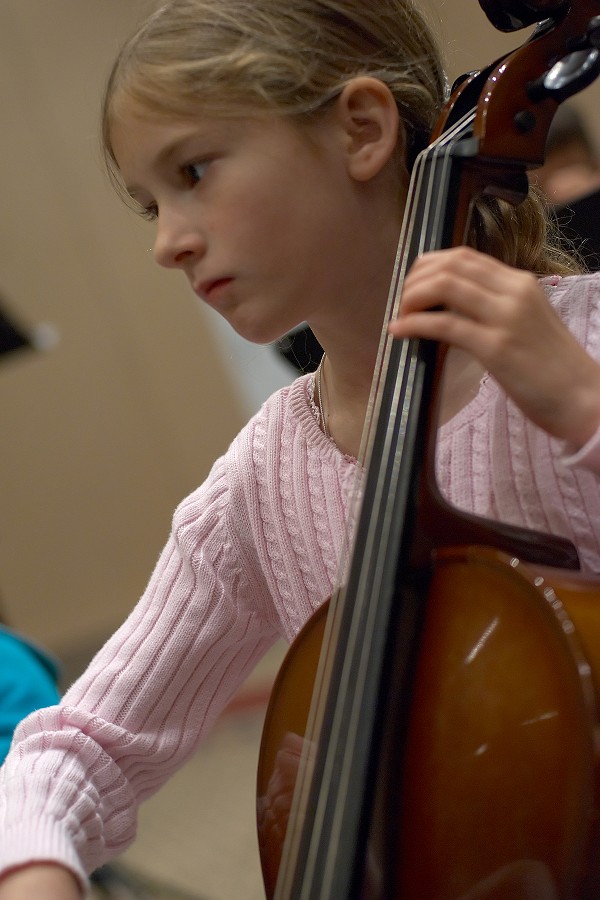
[1,273,600,886]
[437,273,600,573]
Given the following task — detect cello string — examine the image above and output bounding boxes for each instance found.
[306,109,477,873]
[320,105,477,622]
[319,106,476,704]
[354,106,476,481]
[281,158,432,897]
[307,113,478,893]
[278,112,476,900]
[275,108,477,898]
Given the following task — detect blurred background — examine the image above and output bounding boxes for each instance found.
[1,1,600,897]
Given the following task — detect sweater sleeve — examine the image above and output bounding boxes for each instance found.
[0,450,281,885]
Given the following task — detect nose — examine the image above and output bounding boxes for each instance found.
[152,207,206,270]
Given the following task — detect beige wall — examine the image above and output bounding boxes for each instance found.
[0,1,247,653]
[1,1,599,658]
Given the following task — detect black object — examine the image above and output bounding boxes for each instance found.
[0,299,32,359]
[555,187,600,271]
[275,325,324,374]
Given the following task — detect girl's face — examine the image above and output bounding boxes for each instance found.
[110,99,400,345]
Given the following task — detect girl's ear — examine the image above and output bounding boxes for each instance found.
[335,77,403,182]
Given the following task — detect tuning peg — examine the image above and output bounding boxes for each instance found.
[527,45,600,103]
[565,15,600,51]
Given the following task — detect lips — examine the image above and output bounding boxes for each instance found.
[195,277,234,304]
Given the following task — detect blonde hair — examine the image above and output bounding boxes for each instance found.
[102,0,581,275]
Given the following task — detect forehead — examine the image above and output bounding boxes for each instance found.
[109,96,331,185]
[108,94,188,153]
[110,105,192,156]
[109,98,226,189]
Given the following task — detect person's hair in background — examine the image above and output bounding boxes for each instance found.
[102,0,578,277]
[533,102,600,205]
[531,102,600,271]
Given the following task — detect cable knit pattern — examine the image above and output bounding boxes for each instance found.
[0,374,357,887]
[437,272,600,573]
[1,273,600,888]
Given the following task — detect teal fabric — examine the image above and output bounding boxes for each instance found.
[0,625,60,764]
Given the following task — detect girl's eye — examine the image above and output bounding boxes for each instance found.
[183,161,209,185]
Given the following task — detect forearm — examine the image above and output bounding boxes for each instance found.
[0,865,82,900]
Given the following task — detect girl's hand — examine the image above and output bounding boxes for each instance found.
[0,865,82,900]
[389,246,600,450]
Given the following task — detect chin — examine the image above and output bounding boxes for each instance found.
[229,314,303,348]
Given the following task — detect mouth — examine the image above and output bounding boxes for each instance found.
[195,277,234,305]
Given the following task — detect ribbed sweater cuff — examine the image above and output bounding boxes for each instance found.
[0,820,88,895]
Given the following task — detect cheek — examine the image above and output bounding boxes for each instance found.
[217,158,349,271]
[223,190,297,256]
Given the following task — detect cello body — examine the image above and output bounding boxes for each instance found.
[258,550,600,898]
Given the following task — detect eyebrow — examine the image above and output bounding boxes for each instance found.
[123,129,201,198]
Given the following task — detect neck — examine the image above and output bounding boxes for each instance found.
[313,318,383,460]
[309,202,403,458]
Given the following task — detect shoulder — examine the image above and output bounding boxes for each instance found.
[215,373,317,481]
[540,270,600,316]
[171,373,356,540]
[170,375,317,528]
[213,372,353,482]
[540,271,600,355]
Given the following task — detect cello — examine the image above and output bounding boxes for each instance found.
[258,0,600,897]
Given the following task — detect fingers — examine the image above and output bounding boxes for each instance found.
[394,246,538,324]
[389,246,546,361]
[387,246,600,447]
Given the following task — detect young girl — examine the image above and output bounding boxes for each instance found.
[1,0,600,896]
